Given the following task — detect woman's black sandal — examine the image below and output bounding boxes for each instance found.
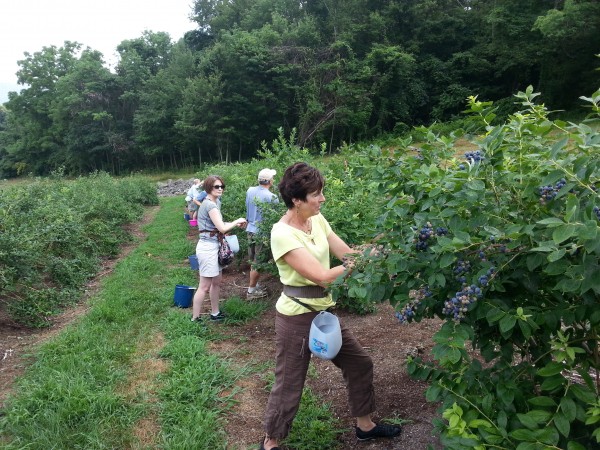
[355,422,402,441]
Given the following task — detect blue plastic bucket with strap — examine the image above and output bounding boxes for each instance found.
[173,285,195,308]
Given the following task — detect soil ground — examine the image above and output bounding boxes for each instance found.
[0,207,443,449]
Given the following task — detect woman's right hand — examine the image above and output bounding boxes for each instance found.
[236,218,247,228]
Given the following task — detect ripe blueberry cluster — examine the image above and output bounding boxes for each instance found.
[415,222,435,251]
[594,206,600,221]
[414,223,448,251]
[395,287,432,324]
[538,178,566,205]
[442,284,484,320]
[436,226,448,236]
[478,266,495,286]
[464,150,485,163]
[453,259,471,283]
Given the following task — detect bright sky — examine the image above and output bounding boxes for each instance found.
[0,0,197,103]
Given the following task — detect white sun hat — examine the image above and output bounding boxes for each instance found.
[258,168,277,182]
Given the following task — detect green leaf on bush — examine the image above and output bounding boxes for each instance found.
[425,384,442,402]
[553,411,570,437]
[526,253,544,271]
[560,397,577,422]
[581,268,600,294]
[517,413,541,429]
[580,220,598,240]
[544,259,569,275]
[537,217,564,226]
[565,195,579,223]
[486,308,505,324]
[439,252,455,268]
[535,426,559,445]
[510,428,537,441]
[466,180,485,191]
[540,375,565,392]
[528,396,557,407]
[530,245,555,252]
[497,410,508,429]
[515,443,538,450]
[554,278,581,293]
[547,248,566,262]
[569,384,596,404]
[552,225,577,244]
[522,410,553,428]
[453,230,472,243]
[468,419,492,429]
[497,383,515,406]
[499,315,516,333]
[566,441,587,450]
[537,362,564,377]
[518,320,532,339]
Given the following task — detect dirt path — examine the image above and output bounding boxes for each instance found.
[211,267,443,449]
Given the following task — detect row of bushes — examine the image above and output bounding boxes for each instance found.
[0,171,158,326]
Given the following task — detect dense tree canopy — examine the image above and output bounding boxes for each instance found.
[0,0,598,177]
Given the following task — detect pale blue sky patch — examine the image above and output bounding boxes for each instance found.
[0,0,196,103]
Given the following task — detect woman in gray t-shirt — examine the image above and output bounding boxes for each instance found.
[192,175,246,322]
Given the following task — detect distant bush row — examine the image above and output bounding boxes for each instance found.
[0,172,158,326]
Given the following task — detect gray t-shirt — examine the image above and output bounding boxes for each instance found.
[197,198,221,242]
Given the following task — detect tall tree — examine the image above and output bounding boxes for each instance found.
[134,42,197,170]
[534,0,600,107]
[3,42,82,175]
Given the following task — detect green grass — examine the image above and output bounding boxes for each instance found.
[0,196,344,450]
[0,197,222,448]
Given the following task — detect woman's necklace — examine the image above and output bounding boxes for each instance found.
[299,217,314,245]
[287,214,315,244]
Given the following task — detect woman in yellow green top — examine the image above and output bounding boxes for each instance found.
[260,162,401,450]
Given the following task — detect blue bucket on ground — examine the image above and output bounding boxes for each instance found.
[174,285,195,308]
[189,255,199,270]
[184,213,191,221]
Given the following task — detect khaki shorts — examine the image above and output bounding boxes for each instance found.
[196,239,221,277]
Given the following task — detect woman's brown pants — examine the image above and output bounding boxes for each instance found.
[263,311,375,439]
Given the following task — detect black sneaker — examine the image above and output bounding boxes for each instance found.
[355,423,402,441]
[210,311,226,321]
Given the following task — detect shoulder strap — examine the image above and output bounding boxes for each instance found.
[288,296,318,312]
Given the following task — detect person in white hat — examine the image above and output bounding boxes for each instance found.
[245,168,279,299]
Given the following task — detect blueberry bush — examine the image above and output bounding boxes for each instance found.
[0,171,158,326]
[332,87,600,448]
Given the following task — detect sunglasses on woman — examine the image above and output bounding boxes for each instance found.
[213,184,225,190]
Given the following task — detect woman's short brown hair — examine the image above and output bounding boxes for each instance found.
[278,162,324,209]
[203,175,225,193]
